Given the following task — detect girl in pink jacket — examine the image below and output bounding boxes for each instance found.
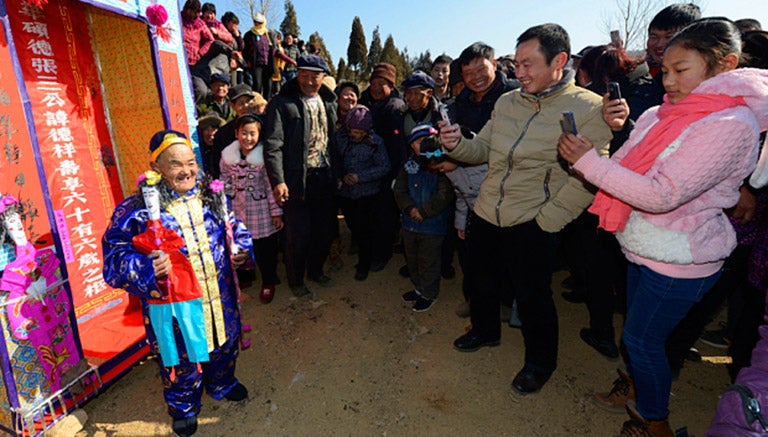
[559,18,768,437]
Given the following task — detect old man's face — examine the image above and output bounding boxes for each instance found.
[151,144,199,195]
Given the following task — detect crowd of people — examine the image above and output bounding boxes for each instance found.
[108,2,768,436]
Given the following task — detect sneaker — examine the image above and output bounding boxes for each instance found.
[592,368,636,413]
[412,296,436,312]
[699,328,731,349]
[580,328,619,360]
[290,284,315,300]
[402,290,421,302]
[308,274,335,288]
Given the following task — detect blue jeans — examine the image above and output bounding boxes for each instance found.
[624,263,721,420]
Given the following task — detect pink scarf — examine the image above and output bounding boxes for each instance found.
[589,92,746,232]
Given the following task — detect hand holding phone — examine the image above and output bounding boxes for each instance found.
[560,111,578,135]
[608,81,622,101]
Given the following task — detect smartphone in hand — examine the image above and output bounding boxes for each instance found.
[560,111,578,135]
[608,81,622,101]
[438,102,451,125]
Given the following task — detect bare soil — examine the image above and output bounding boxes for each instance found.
[75,233,731,436]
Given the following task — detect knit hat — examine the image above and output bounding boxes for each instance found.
[370,63,396,87]
[149,130,192,162]
[408,122,437,144]
[345,105,372,131]
[297,54,329,73]
[197,112,224,131]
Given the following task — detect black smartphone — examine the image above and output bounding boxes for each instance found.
[560,111,578,135]
[608,81,622,101]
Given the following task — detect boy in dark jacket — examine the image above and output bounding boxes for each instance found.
[394,122,454,312]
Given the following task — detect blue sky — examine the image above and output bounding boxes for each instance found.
[215,0,766,65]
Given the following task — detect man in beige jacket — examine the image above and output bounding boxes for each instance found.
[440,23,612,395]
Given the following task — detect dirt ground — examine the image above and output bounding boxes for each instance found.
[74,231,732,437]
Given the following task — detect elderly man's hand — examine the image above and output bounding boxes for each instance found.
[150,250,171,279]
[438,120,462,151]
[273,183,289,206]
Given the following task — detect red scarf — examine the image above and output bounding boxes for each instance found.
[589,93,746,232]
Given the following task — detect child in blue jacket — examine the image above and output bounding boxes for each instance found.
[394,122,454,312]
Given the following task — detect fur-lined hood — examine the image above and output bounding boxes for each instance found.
[221,140,265,167]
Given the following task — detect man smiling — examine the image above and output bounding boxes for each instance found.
[440,23,612,395]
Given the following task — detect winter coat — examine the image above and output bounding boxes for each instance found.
[573,68,768,279]
[182,16,214,66]
[262,79,339,200]
[335,132,390,200]
[220,141,282,239]
[394,158,454,236]
[445,164,488,231]
[447,69,612,232]
[359,88,406,180]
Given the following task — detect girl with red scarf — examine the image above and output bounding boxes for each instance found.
[559,18,768,437]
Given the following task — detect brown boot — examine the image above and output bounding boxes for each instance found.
[593,368,636,413]
[616,402,674,437]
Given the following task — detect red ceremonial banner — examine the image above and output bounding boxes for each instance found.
[7,0,138,360]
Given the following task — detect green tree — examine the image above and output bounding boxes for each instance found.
[346,16,368,82]
[365,26,382,78]
[380,36,411,85]
[337,58,350,82]
[279,0,300,37]
[410,50,432,73]
[309,32,336,77]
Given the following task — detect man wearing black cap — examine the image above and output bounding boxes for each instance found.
[263,54,339,298]
[102,130,253,436]
[196,73,235,123]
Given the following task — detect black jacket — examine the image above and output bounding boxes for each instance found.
[262,78,339,199]
[448,70,519,135]
[359,88,406,169]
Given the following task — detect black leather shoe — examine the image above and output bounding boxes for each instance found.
[511,368,551,394]
[453,331,500,352]
[224,383,248,401]
[561,290,587,303]
[172,415,198,437]
[580,328,619,360]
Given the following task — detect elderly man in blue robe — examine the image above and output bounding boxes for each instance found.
[102,129,253,437]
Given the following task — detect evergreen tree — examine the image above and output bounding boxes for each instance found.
[411,50,433,73]
[279,0,300,37]
[346,16,368,82]
[380,35,410,85]
[309,32,336,77]
[366,26,382,77]
[337,58,350,82]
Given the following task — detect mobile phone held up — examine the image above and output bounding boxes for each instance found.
[438,102,451,125]
[560,111,578,135]
[608,81,622,101]
[610,30,621,47]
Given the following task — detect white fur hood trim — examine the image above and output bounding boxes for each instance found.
[221,140,265,166]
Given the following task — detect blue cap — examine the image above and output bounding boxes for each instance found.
[209,73,231,85]
[402,71,435,90]
[408,121,437,144]
[297,54,329,73]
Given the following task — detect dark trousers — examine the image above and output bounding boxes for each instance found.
[403,230,444,300]
[338,192,385,272]
[250,65,272,100]
[253,233,279,286]
[283,169,336,287]
[469,216,559,374]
